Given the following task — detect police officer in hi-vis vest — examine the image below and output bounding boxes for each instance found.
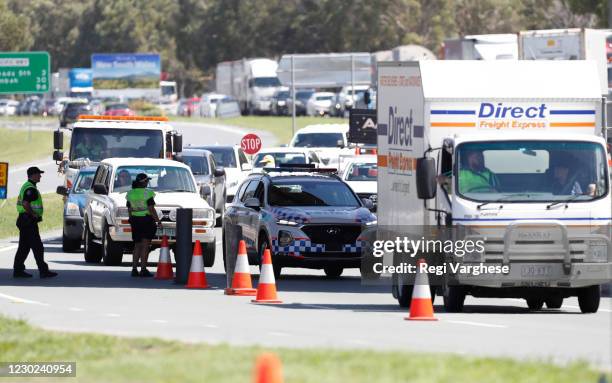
[13,167,58,278]
[127,173,162,277]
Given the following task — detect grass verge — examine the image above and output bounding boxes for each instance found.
[0,128,52,166]
[0,315,607,383]
[0,193,63,239]
[170,116,346,145]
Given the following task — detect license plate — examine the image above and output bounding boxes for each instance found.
[157,228,175,237]
[520,265,553,277]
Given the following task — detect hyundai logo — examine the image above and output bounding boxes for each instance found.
[326,227,340,235]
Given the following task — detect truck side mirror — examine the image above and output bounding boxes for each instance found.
[54,130,63,149]
[173,134,183,153]
[416,157,437,200]
[93,183,108,195]
[56,186,69,196]
[53,150,63,162]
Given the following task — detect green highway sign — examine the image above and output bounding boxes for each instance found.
[0,52,50,94]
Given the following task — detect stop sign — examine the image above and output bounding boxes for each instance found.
[241,133,262,155]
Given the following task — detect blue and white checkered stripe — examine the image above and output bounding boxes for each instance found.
[342,240,366,253]
[269,208,310,224]
[273,239,324,254]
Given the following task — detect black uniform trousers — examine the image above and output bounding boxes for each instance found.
[13,213,48,273]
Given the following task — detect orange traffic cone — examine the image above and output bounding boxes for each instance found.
[253,353,283,383]
[225,240,257,296]
[405,258,437,321]
[252,249,282,304]
[186,240,210,289]
[155,235,173,280]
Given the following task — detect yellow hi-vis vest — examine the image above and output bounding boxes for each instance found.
[126,188,155,217]
[16,181,43,218]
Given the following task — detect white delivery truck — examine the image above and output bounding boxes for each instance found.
[519,28,609,95]
[215,58,281,115]
[377,60,611,313]
[443,34,518,60]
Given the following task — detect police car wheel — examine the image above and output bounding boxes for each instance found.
[578,285,600,313]
[545,296,563,309]
[443,285,466,313]
[525,297,544,311]
[84,225,102,263]
[323,266,343,278]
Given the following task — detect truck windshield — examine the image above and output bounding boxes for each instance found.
[112,166,196,193]
[70,128,164,161]
[455,141,608,203]
[269,179,360,207]
[253,77,281,87]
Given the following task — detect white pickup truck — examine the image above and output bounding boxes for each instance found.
[83,158,216,266]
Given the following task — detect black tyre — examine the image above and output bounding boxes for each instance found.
[443,285,466,313]
[578,285,600,313]
[84,224,102,263]
[203,241,216,268]
[545,296,563,309]
[526,297,544,311]
[62,233,81,252]
[323,266,343,278]
[102,225,123,266]
[258,234,282,279]
[395,283,413,308]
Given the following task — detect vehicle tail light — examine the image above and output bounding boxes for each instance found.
[194,229,207,234]
[121,219,130,225]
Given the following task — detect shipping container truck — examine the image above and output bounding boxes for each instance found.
[376,60,611,313]
[519,28,609,95]
[443,34,518,60]
[215,58,281,115]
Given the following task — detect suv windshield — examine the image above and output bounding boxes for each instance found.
[200,147,236,168]
[269,179,360,207]
[345,163,377,181]
[253,152,306,167]
[113,166,196,193]
[455,141,609,202]
[293,133,343,148]
[73,171,95,193]
[182,155,210,175]
[70,128,164,161]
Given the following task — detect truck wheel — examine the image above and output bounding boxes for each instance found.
[578,285,600,313]
[526,298,544,311]
[102,226,123,266]
[323,266,343,278]
[84,225,102,263]
[395,283,413,308]
[443,285,466,312]
[202,241,216,268]
[62,234,81,252]
[545,296,563,309]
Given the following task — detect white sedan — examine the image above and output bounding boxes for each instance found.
[306,92,335,116]
[341,155,378,210]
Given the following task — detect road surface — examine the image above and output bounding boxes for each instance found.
[4,119,277,198]
[0,230,610,370]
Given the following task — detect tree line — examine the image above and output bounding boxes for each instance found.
[0,0,605,96]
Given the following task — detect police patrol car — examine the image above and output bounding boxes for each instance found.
[222,165,377,278]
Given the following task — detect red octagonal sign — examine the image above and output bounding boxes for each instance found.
[241,133,262,155]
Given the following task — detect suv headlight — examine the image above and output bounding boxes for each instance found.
[65,202,81,217]
[193,208,214,219]
[277,219,299,226]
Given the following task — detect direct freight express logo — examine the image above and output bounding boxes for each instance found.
[430,103,596,129]
[377,106,422,175]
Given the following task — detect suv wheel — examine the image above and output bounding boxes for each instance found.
[526,297,544,311]
[202,241,215,268]
[545,296,563,309]
[84,223,102,263]
[443,285,466,312]
[102,225,123,266]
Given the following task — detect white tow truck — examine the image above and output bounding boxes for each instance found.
[83,158,216,266]
[52,116,183,190]
[377,60,611,313]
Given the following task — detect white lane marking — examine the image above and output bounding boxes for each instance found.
[105,313,121,317]
[268,331,290,337]
[202,324,218,329]
[0,292,49,306]
[69,307,84,312]
[446,320,507,329]
[0,245,18,253]
[152,319,168,324]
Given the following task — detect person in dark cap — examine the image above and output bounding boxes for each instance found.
[550,157,583,195]
[13,167,58,278]
[126,173,162,277]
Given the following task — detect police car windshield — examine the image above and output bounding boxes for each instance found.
[456,141,608,203]
[253,152,306,167]
[345,163,377,181]
[268,179,360,207]
[72,171,95,194]
[293,133,343,148]
[70,128,164,161]
[199,147,237,168]
[112,166,196,194]
[182,156,210,175]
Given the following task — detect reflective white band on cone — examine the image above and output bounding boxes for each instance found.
[259,263,276,284]
[190,254,204,272]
